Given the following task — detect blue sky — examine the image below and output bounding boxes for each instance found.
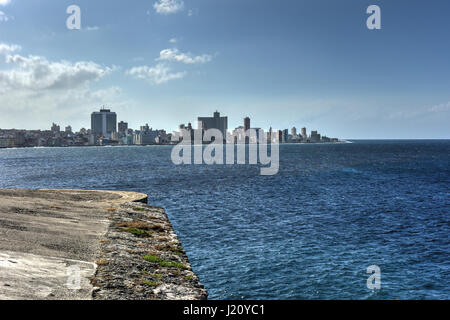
[0,0,449,138]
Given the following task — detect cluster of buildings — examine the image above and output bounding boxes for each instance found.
[0,124,79,148]
[90,108,170,146]
[0,108,339,148]
[175,111,339,144]
[0,108,170,148]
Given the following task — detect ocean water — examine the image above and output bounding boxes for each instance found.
[0,140,448,299]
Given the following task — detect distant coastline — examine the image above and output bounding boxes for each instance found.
[0,140,351,150]
[0,109,342,149]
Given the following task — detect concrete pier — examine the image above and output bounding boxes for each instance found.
[0,189,207,300]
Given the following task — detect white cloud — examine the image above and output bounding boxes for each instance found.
[153,0,184,15]
[0,0,11,7]
[157,48,212,64]
[388,101,450,120]
[0,10,9,22]
[127,47,213,85]
[169,38,178,44]
[428,101,450,113]
[0,54,111,91]
[127,63,186,85]
[0,44,127,130]
[0,84,127,130]
[84,26,99,31]
[0,43,20,55]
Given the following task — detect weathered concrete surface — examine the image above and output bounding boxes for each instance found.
[0,251,96,300]
[0,189,206,300]
[92,202,208,300]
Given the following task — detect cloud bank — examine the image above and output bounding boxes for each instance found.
[153,0,184,15]
[157,48,213,64]
[0,54,111,91]
[0,0,11,7]
[126,47,213,85]
[127,63,186,85]
[0,43,123,130]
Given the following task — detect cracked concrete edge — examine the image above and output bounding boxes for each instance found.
[0,188,148,300]
[38,189,149,204]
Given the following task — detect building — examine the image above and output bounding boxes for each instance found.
[244,117,251,132]
[291,127,297,136]
[197,111,228,138]
[140,123,150,132]
[252,128,263,144]
[111,131,119,141]
[283,129,289,143]
[65,126,72,134]
[155,130,170,144]
[0,137,15,148]
[120,134,134,145]
[91,108,117,138]
[118,121,128,134]
[277,130,283,143]
[51,123,60,133]
[267,127,273,142]
[134,124,160,145]
[134,131,158,145]
[310,130,321,142]
[231,126,244,144]
[301,127,307,140]
[173,123,194,143]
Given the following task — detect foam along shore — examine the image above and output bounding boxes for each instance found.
[0,189,207,300]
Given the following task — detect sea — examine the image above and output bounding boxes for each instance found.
[0,140,448,299]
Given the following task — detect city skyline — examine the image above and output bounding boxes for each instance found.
[0,106,336,137]
[0,107,339,148]
[0,0,449,138]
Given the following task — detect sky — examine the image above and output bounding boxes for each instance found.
[0,0,449,139]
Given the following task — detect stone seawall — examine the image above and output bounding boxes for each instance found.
[0,189,207,300]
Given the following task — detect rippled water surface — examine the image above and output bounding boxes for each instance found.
[0,140,449,299]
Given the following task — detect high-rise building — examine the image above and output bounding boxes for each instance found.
[91,108,117,138]
[174,123,194,143]
[291,127,297,136]
[140,123,150,132]
[267,127,273,142]
[51,123,60,133]
[252,128,262,144]
[244,117,251,132]
[301,127,307,140]
[277,130,283,143]
[118,121,128,134]
[134,129,158,145]
[65,126,72,134]
[197,111,228,138]
[283,129,289,143]
[310,130,321,142]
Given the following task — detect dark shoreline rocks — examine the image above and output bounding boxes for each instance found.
[91,202,207,300]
